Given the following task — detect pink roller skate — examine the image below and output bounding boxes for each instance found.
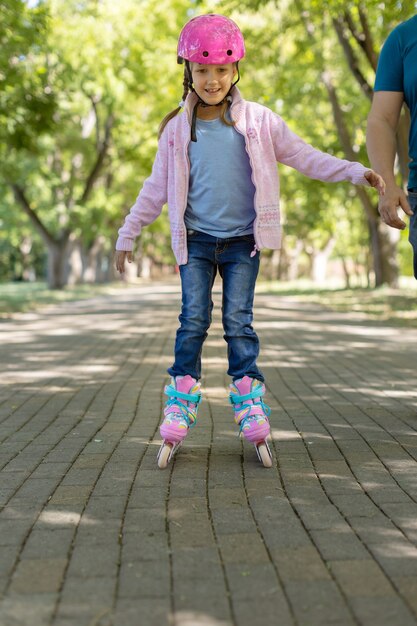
[229,376,273,467]
[157,375,201,469]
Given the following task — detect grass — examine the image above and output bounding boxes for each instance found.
[257,277,417,327]
[2,278,417,327]
[0,280,135,316]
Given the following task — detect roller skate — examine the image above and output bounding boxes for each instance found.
[157,375,201,469]
[229,376,273,468]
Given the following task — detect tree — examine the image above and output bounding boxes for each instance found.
[217,0,415,285]
[0,0,192,287]
[3,0,415,287]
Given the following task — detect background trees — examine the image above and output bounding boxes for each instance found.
[1,0,188,287]
[226,0,415,285]
[1,0,415,288]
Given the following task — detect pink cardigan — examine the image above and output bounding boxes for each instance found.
[116,87,370,264]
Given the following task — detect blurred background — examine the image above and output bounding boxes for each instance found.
[1,0,416,314]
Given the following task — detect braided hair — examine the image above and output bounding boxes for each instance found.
[158,69,191,139]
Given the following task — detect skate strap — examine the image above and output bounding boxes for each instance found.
[164,386,201,428]
[165,387,202,404]
[230,387,271,427]
[165,398,198,427]
[229,389,264,405]
[236,401,271,419]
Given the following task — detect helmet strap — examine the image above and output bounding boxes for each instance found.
[191,101,199,142]
[190,95,233,142]
[187,61,240,142]
[232,62,241,87]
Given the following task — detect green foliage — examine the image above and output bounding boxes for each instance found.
[0,0,195,281]
[1,0,416,284]
[0,0,57,154]
[215,0,416,279]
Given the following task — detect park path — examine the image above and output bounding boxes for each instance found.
[1,279,417,626]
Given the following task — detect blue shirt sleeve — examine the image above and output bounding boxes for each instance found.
[374,29,404,92]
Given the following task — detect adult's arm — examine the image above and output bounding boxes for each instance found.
[366,91,413,229]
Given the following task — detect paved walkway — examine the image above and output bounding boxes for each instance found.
[1,280,417,626]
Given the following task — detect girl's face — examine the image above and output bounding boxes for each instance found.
[190,62,237,105]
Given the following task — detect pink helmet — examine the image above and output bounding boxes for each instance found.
[177,14,245,65]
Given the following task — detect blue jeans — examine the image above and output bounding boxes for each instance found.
[168,231,263,382]
[408,191,417,278]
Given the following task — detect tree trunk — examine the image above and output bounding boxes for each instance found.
[311,238,336,283]
[269,249,281,280]
[322,73,399,287]
[287,239,304,281]
[47,237,70,289]
[81,236,106,283]
[339,255,351,289]
[378,222,401,288]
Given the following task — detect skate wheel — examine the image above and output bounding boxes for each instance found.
[157,442,173,469]
[257,442,273,468]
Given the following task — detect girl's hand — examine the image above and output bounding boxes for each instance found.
[115,250,133,273]
[364,170,386,196]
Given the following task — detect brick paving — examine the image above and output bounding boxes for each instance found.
[1,279,417,626]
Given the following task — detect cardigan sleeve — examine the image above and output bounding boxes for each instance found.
[269,112,370,187]
[115,133,169,251]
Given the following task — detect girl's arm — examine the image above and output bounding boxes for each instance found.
[270,112,381,189]
[116,135,169,252]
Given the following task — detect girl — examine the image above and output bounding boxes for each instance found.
[115,14,385,469]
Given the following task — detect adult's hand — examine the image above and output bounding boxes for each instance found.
[377,184,413,230]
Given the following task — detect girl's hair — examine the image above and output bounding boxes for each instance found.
[158,68,190,139]
[158,64,236,139]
